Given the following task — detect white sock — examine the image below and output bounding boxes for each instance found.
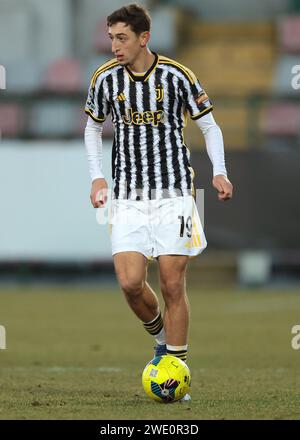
[155,327,166,345]
[167,344,188,351]
[166,344,188,362]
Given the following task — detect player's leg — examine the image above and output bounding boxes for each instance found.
[152,194,206,361]
[113,251,166,348]
[158,255,190,362]
[158,255,192,403]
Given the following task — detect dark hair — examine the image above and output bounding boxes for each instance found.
[107,4,151,35]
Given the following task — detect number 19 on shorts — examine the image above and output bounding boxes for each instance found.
[178,215,192,238]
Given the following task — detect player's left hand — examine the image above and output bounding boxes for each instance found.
[212,174,233,201]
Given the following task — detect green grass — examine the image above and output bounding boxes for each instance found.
[0,284,300,419]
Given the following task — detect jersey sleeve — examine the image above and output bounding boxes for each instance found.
[182,72,213,121]
[85,74,111,123]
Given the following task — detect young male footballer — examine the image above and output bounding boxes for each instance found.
[84,4,233,401]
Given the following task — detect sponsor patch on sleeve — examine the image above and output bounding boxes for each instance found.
[195,91,210,106]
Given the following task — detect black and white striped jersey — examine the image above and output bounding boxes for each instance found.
[85,52,213,200]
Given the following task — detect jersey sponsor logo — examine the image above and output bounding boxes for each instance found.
[155,85,164,102]
[122,108,165,126]
[86,99,95,112]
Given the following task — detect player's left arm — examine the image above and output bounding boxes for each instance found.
[195,113,233,202]
[182,72,233,201]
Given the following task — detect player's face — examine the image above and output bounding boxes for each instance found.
[108,22,149,66]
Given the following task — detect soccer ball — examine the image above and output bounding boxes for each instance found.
[142,355,191,403]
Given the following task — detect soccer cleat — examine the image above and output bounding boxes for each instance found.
[154,343,167,357]
[179,393,191,403]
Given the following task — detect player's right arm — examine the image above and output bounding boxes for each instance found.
[84,117,108,208]
[84,69,111,208]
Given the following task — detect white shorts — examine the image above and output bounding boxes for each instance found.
[109,195,207,259]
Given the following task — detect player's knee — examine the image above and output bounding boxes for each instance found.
[160,278,184,302]
[119,276,144,301]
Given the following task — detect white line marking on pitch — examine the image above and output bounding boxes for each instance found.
[0,366,122,373]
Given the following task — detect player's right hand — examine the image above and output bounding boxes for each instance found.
[90,178,108,208]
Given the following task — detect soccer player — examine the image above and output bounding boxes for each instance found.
[84,4,233,400]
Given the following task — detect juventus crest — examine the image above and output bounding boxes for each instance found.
[155,85,164,102]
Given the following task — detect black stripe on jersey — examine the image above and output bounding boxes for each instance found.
[181,145,192,190]
[129,81,143,197]
[114,68,126,198]
[105,74,118,185]
[96,78,108,121]
[142,79,155,196]
[176,79,185,130]
[176,77,192,192]
[105,75,116,121]
[155,68,169,196]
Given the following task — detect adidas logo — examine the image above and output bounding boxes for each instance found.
[185,234,202,249]
[117,92,126,102]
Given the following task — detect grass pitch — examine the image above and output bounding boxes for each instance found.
[0,283,300,419]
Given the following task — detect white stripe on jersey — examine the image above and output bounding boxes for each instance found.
[127,89,138,201]
[119,72,131,199]
[135,81,149,200]
[171,74,189,195]
[111,72,125,199]
[161,69,177,198]
[148,73,163,199]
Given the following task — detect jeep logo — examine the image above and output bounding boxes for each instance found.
[122,108,165,126]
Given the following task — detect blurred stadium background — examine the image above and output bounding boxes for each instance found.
[0,0,300,420]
